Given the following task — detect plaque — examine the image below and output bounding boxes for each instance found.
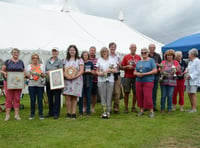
[65,66,77,78]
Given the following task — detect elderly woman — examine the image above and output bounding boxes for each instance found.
[96,47,117,118]
[26,53,46,120]
[185,48,200,113]
[63,45,84,119]
[172,51,187,111]
[79,51,94,116]
[160,49,180,113]
[134,47,157,118]
[45,48,63,119]
[1,48,25,121]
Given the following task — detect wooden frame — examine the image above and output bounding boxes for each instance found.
[64,66,77,78]
[7,72,25,89]
[49,68,64,90]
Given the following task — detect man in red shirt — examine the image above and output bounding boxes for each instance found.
[121,43,141,113]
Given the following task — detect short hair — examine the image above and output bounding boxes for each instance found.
[11,48,20,54]
[164,49,175,60]
[31,53,40,60]
[100,47,109,58]
[141,47,149,52]
[109,42,117,48]
[188,48,198,57]
[81,51,90,59]
[89,46,96,50]
[175,51,182,59]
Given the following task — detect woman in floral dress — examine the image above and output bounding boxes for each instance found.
[63,45,84,119]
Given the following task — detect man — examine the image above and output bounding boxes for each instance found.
[148,44,161,111]
[45,48,63,119]
[88,46,98,113]
[109,42,121,114]
[121,43,141,113]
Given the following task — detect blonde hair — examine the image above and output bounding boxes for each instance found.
[100,47,109,58]
[164,49,175,60]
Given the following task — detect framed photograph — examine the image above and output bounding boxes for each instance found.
[64,66,77,78]
[49,68,64,90]
[7,72,25,89]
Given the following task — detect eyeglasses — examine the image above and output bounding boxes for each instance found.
[141,52,147,55]
[32,57,39,59]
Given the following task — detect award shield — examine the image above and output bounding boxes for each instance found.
[65,66,77,78]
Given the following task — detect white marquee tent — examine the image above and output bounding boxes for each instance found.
[0,1,163,66]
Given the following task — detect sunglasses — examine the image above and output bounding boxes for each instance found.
[141,52,147,54]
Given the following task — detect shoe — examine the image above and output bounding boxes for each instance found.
[148,112,155,118]
[29,115,34,120]
[54,116,59,119]
[168,111,172,114]
[39,116,45,120]
[137,112,144,117]
[180,105,184,112]
[45,114,53,118]
[71,114,76,119]
[66,113,71,119]
[79,113,83,117]
[124,108,129,114]
[107,112,111,117]
[15,115,21,120]
[114,110,119,114]
[172,105,176,111]
[4,115,10,121]
[186,109,197,113]
[131,108,137,113]
[153,108,158,112]
[161,110,165,114]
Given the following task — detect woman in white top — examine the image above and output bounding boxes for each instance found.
[185,48,200,113]
[96,47,117,117]
[26,53,46,120]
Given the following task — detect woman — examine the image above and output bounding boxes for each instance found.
[79,51,94,116]
[185,48,200,113]
[26,53,45,120]
[1,48,25,121]
[134,47,157,118]
[45,48,63,119]
[160,49,180,113]
[96,47,117,117]
[63,45,84,119]
[172,51,187,111]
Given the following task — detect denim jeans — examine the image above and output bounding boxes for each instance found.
[79,79,93,114]
[28,86,44,117]
[46,83,62,116]
[160,84,175,111]
[152,75,159,108]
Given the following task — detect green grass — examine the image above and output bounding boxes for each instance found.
[0,91,200,148]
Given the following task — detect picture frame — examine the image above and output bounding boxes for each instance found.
[7,72,25,89]
[49,68,64,90]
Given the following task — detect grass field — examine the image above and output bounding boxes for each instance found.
[0,91,200,148]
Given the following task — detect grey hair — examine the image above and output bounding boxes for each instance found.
[141,47,149,52]
[175,51,182,58]
[188,48,198,57]
[11,48,20,53]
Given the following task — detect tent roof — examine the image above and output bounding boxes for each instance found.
[0,2,163,54]
[162,33,200,53]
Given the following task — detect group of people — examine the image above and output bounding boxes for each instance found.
[1,43,200,121]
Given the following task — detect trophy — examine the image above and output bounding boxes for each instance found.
[139,65,143,73]
[101,104,108,119]
[129,60,135,66]
[171,64,177,79]
[158,63,166,82]
[85,65,91,72]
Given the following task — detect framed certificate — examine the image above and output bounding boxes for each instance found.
[49,68,64,90]
[64,66,77,78]
[7,72,25,89]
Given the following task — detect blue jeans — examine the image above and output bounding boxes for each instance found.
[160,85,175,111]
[28,86,44,117]
[46,83,62,117]
[152,75,159,108]
[79,80,93,114]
